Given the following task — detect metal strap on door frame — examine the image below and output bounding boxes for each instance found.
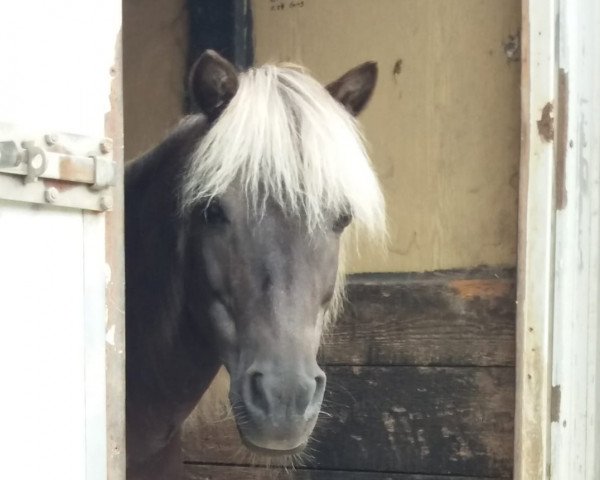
[0,122,116,211]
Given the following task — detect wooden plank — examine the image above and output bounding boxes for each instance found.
[513,1,555,479]
[549,1,600,478]
[183,367,514,477]
[185,464,500,480]
[322,270,516,366]
[106,29,126,480]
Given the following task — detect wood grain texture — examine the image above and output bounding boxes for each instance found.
[185,464,500,480]
[183,367,514,478]
[252,0,521,273]
[321,270,516,366]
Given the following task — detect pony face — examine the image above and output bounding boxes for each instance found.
[183,50,383,455]
[187,189,350,453]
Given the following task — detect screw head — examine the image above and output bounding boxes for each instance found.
[45,187,59,203]
[44,134,58,146]
[99,195,113,211]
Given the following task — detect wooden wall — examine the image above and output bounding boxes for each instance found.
[183,269,516,479]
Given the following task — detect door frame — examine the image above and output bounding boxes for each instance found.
[515,1,600,478]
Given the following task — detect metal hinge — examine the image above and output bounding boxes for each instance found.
[0,123,116,211]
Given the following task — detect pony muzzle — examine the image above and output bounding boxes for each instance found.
[232,366,326,455]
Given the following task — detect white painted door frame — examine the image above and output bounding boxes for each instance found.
[515,1,600,479]
[0,1,124,479]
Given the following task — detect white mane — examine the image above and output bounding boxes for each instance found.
[181,63,385,237]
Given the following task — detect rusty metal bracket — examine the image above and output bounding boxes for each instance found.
[91,155,117,191]
[0,123,116,211]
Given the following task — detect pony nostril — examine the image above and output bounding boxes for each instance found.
[248,371,269,416]
[312,373,326,405]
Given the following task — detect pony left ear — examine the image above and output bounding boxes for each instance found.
[326,61,378,116]
[189,50,239,119]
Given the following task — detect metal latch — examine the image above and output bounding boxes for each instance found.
[0,123,116,211]
[92,155,116,191]
[0,140,53,183]
[0,141,21,168]
[22,141,48,183]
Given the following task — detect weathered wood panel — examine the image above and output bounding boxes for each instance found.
[322,270,515,366]
[183,367,514,477]
[252,0,521,273]
[185,464,499,480]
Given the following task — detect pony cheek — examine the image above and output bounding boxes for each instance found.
[314,311,326,339]
[200,241,232,293]
[208,301,238,365]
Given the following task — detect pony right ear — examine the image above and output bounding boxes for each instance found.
[189,50,239,120]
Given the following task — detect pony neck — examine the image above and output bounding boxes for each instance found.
[124,117,221,444]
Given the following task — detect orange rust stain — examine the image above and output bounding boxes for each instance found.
[59,155,94,183]
[450,279,513,300]
[42,178,76,193]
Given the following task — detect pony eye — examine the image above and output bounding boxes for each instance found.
[333,213,352,233]
[202,201,229,225]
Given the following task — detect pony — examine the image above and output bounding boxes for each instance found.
[125,50,385,480]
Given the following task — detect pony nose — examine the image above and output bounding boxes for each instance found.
[243,366,326,419]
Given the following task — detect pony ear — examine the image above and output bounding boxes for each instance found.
[189,50,239,119]
[326,61,378,116]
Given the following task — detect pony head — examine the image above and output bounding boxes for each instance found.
[182,50,385,455]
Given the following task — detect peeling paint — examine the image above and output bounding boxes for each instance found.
[381,412,396,434]
[392,59,403,82]
[502,31,521,62]
[550,384,561,422]
[450,278,512,300]
[537,102,555,142]
[381,411,403,461]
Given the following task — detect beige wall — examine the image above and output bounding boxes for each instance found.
[252,0,521,273]
[123,0,521,273]
[123,0,188,160]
